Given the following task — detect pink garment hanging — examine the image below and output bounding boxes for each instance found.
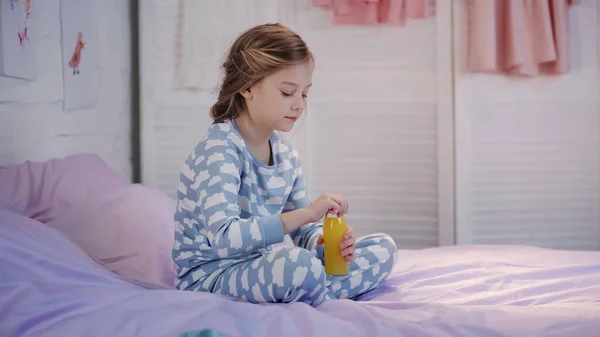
[468,0,579,77]
[312,0,429,26]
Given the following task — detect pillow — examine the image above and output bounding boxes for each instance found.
[0,153,128,223]
[46,183,178,290]
[0,207,134,286]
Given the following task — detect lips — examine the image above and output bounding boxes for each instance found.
[285,117,298,121]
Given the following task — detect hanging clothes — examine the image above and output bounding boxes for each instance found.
[467,0,580,77]
[312,0,430,26]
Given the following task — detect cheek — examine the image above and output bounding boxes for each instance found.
[266,96,290,116]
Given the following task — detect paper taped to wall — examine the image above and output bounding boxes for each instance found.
[60,0,98,110]
[0,0,37,80]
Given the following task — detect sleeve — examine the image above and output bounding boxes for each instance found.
[182,139,285,259]
[283,150,323,252]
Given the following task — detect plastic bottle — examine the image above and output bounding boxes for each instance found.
[323,213,349,276]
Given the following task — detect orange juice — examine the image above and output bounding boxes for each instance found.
[323,214,349,276]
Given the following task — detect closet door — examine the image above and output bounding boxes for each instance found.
[453,2,600,250]
[289,1,455,249]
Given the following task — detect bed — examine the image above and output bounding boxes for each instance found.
[1,154,599,337]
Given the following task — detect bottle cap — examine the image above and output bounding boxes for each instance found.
[325,213,338,218]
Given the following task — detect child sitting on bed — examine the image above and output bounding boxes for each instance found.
[172,23,397,307]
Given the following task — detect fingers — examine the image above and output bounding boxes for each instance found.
[339,236,355,250]
[325,193,348,217]
[339,227,355,255]
[339,227,355,261]
[344,227,353,240]
[326,199,342,215]
[340,245,355,258]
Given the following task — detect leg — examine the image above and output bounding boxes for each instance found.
[213,247,333,307]
[325,233,397,299]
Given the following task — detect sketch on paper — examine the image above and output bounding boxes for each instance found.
[12,0,30,46]
[0,0,37,80]
[60,0,98,110]
[68,31,84,75]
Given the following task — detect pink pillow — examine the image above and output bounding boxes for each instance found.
[46,183,178,290]
[0,154,128,223]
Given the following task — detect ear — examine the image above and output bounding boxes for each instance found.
[240,86,253,100]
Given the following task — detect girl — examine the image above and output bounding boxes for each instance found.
[172,23,397,307]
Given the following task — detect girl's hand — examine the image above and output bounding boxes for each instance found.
[317,227,356,262]
[305,193,348,223]
[281,193,348,234]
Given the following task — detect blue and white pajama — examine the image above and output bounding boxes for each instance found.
[212,233,397,306]
[172,120,397,307]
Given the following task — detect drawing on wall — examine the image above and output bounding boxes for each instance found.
[60,0,98,110]
[0,0,37,80]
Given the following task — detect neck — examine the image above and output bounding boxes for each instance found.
[234,113,272,147]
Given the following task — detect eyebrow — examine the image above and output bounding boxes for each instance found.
[280,81,312,88]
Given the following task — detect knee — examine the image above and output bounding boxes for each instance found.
[275,247,327,288]
[284,247,326,285]
[379,233,397,262]
[381,234,398,270]
[364,232,397,256]
[361,233,398,272]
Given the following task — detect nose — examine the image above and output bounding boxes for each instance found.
[291,95,305,112]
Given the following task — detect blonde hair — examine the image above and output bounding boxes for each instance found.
[210,23,313,124]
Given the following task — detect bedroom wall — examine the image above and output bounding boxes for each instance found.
[139,0,600,250]
[0,0,135,181]
[139,0,454,249]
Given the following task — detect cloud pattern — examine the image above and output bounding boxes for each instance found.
[172,120,396,307]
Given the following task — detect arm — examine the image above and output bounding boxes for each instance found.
[181,140,284,259]
[283,151,323,252]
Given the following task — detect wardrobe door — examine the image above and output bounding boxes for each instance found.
[453,1,600,250]
[288,1,455,248]
[139,0,455,248]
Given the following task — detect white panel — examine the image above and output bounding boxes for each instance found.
[140,0,298,187]
[469,104,600,249]
[140,0,454,248]
[306,103,439,248]
[153,105,214,198]
[454,0,600,250]
[293,7,443,248]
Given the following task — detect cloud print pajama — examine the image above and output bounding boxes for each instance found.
[172,120,397,307]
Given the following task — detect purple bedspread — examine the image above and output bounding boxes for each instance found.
[1,209,600,337]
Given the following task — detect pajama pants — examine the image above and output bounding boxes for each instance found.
[211,233,398,307]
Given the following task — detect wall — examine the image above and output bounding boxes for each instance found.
[454,0,600,250]
[0,0,134,181]
[139,0,600,250]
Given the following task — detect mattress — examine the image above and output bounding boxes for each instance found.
[1,208,599,337]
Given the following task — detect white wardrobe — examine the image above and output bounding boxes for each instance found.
[139,0,600,250]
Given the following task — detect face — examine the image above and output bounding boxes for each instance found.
[241,61,313,133]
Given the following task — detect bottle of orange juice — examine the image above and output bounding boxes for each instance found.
[323,213,349,276]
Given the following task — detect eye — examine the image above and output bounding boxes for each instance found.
[302,94,308,98]
[281,91,293,97]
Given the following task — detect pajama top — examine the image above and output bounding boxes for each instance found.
[172,119,322,291]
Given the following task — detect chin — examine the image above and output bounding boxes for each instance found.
[274,117,299,133]
[276,125,294,133]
